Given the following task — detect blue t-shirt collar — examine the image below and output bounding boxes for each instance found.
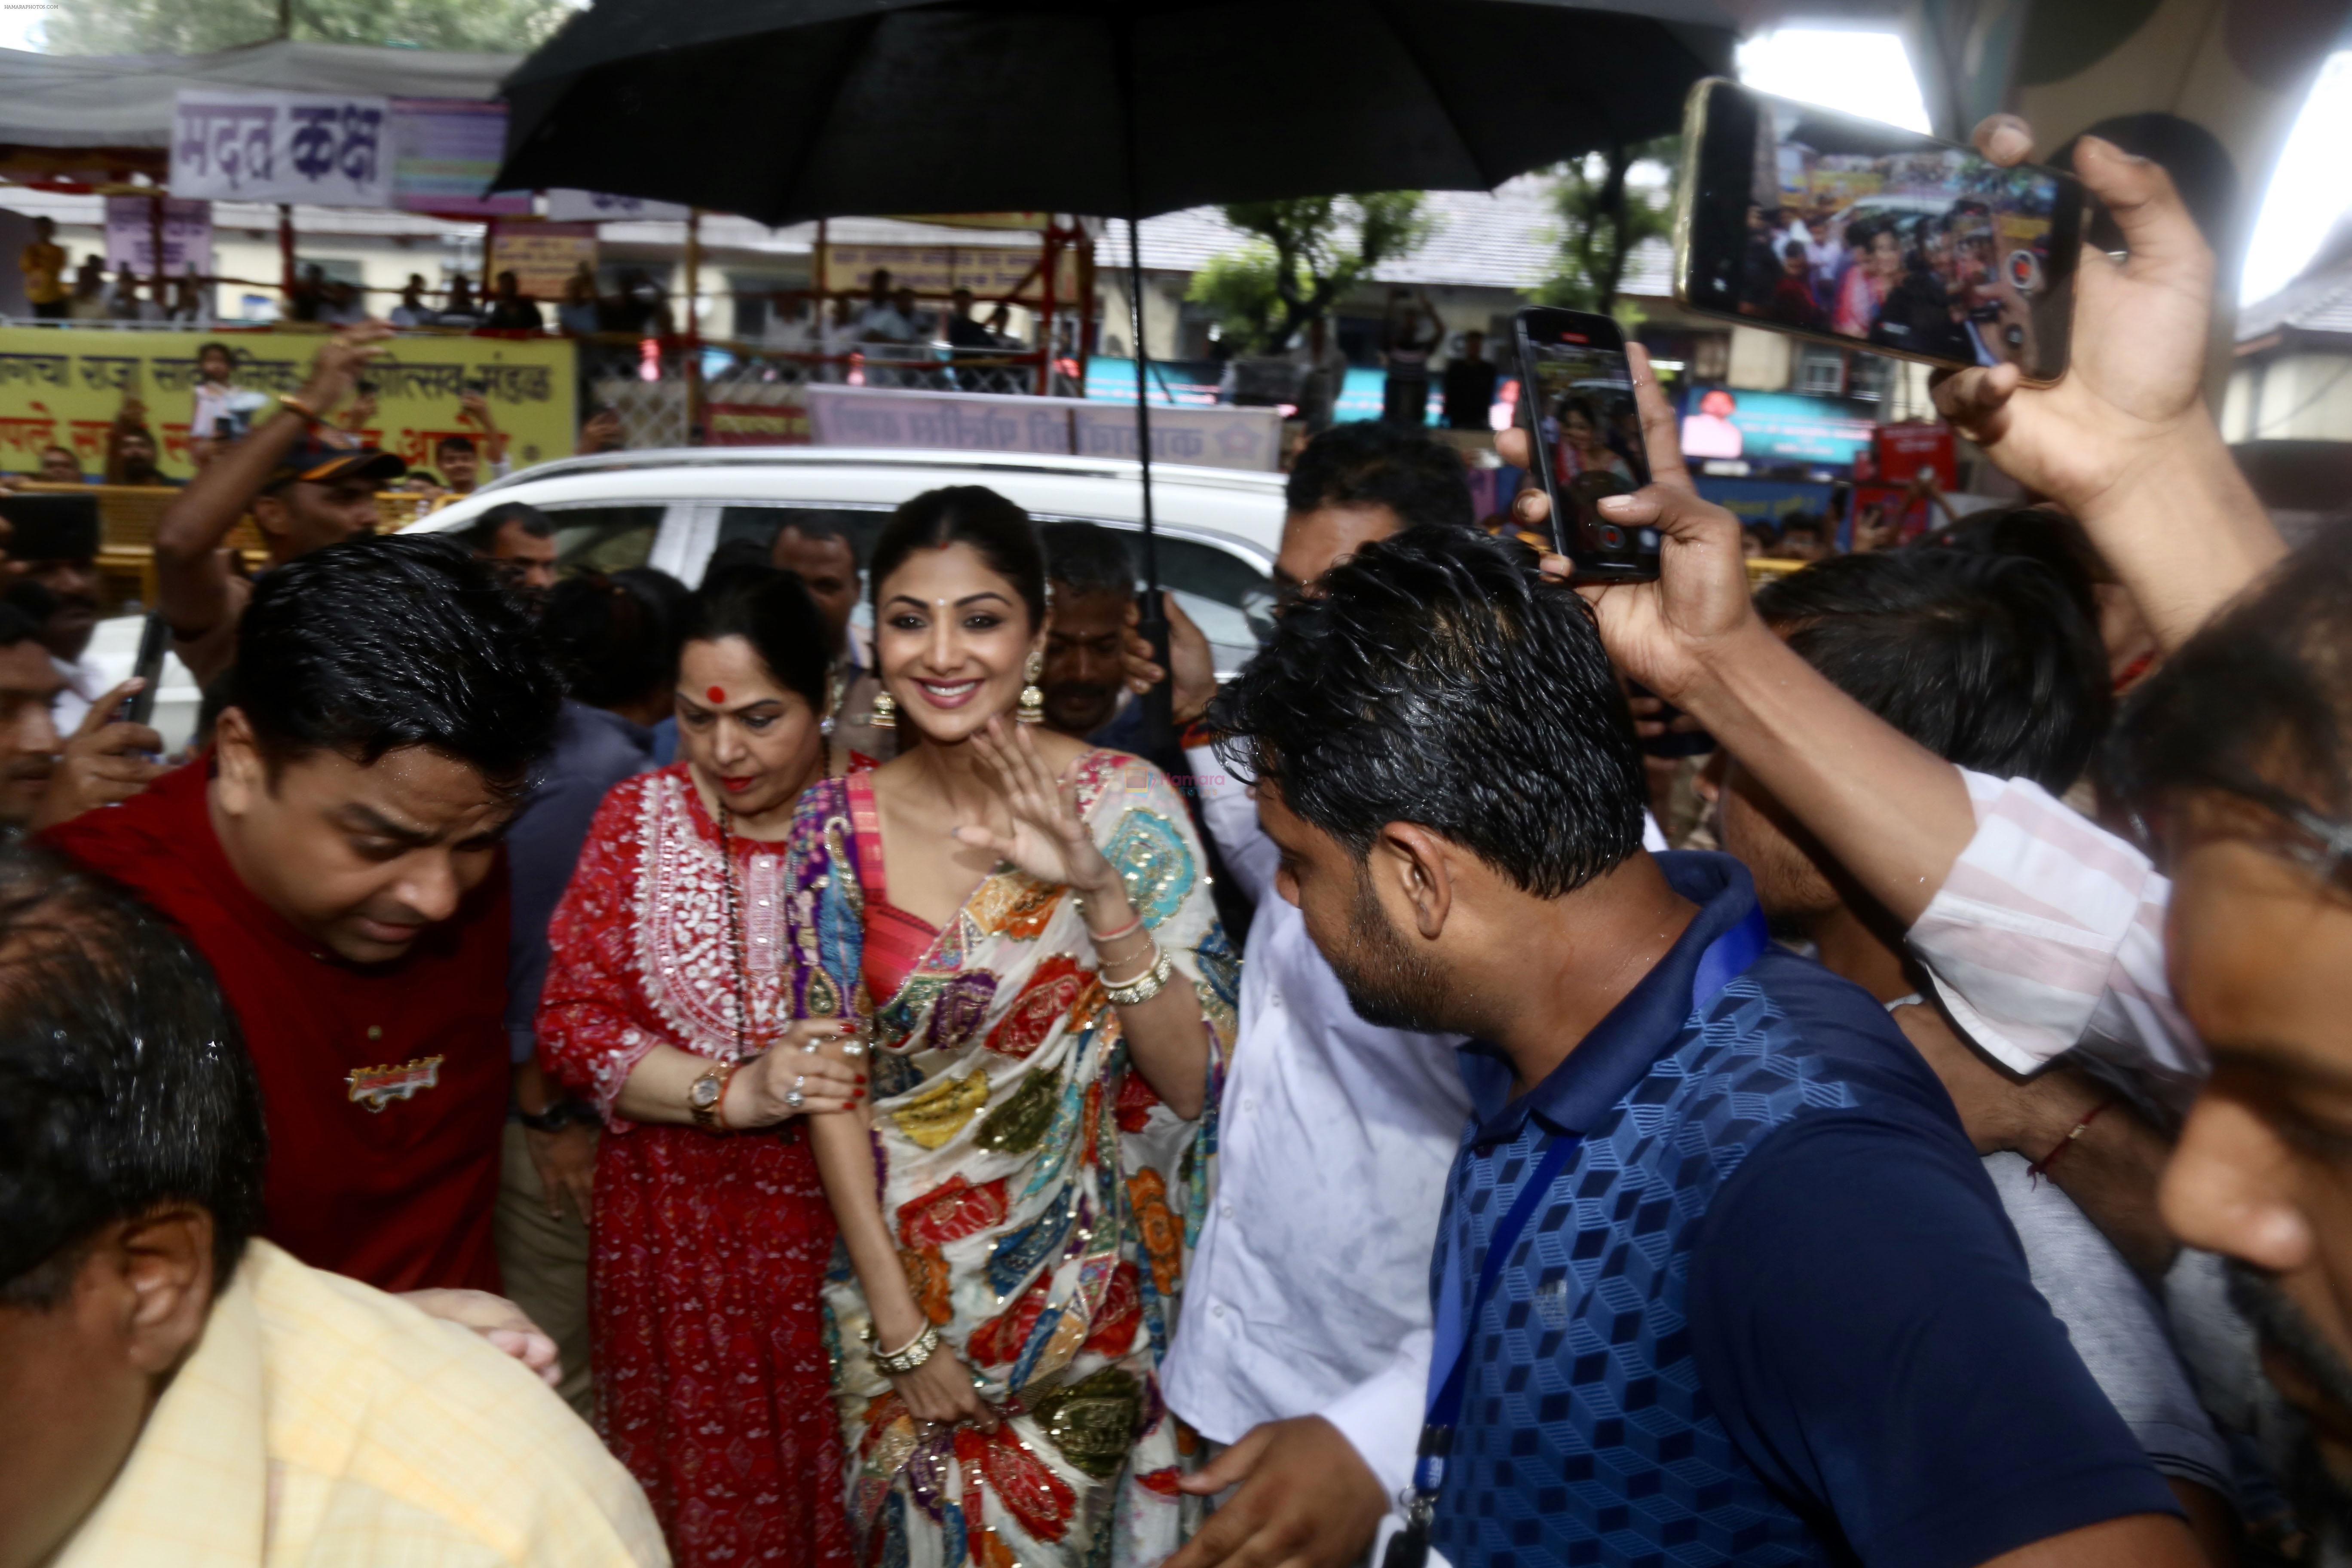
[1459,851,1768,1148]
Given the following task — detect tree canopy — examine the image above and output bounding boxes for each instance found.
[43,0,576,55]
[1186,193,1434,357]
[1528,138,1679,317]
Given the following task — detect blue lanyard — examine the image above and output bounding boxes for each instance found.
[1383,906,1767,1568]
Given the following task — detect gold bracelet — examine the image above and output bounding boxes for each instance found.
[1103,948,1175,1008]
[1099,938,1160,983]
[276,392,322,424]
[1093,929,1155,967]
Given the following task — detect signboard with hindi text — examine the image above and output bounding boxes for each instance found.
[487,225,597,300]
[103,197,212,280]
[806,385,1280,472]
[171,90,392,208]
[544,189,692,223]
[821,243,1072,302]
[0,328,574,482]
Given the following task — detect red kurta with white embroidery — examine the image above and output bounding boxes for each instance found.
[538,763,852,1568]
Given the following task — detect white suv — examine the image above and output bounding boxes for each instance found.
[408,447,1287,680]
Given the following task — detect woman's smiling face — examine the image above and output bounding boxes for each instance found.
[871,542,1042,747]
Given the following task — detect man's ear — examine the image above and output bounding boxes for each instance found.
[1372,821,1458,941]
[86,1207,216,1376]
[211,707,263,816]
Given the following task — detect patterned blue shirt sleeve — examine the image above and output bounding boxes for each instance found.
[1684,1106,2183,1568]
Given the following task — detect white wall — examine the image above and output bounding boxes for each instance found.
[2229,350,2352,442]
[1726,325,1791,390]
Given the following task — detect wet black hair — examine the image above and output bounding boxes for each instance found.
[1915,503,2103,631]
[682,567,832,714]
[2111,527,2352,858]
[698,537,775,598]
[1211,525,1644,895]
[1758,550,2110,794]
[541,569,686,711]
[227,533,561,794]
[1041,521,1136,602]
[868,485,1046,629]
[1284,421,1473,533]
[772,513,861,567]
[0,845,263,1306]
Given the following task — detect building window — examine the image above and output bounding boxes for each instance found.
[1795,343,1847,396]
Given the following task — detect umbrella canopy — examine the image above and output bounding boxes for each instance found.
[496,0,1733,224]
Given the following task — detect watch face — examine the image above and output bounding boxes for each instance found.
[690,1076,720,1108]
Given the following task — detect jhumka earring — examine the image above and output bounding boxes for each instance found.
[1018,651,1045,725]
[867,687,897,730]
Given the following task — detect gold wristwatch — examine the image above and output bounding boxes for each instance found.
[687,1060,735,1132]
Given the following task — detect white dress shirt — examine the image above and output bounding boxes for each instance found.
[1907,768,2203,1100]
[1163,745,1470,1513]
[1164,744,1666,1521]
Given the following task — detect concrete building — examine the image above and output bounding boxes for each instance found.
[2226,223,2352,534]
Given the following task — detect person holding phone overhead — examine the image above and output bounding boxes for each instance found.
[787,485,1235,1565]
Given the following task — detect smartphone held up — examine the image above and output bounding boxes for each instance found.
[1513,308,1658,583]
[1673,78,2085,383]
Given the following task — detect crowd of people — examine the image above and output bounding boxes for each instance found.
[1736,165,2051,370]
[14,109,2352,1568]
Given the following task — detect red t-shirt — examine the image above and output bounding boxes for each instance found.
[44,759,509,1292]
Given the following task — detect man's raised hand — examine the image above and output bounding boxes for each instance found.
[1500,343,1766,705]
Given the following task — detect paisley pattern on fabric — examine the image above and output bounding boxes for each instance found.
[888,1070,990,1151]
[1102,808,1197,928]
[780,750,1233,1567]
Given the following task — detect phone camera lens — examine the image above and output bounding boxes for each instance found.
[1598,524,1625,550]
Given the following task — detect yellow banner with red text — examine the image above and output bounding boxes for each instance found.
[0,326,576,482]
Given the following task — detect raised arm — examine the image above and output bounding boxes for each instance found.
[1501,357,1975,929]
[1932,118,2282,649]
[154,324,386,639]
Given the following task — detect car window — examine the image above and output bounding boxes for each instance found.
[545,504,665,575]
[716,505,892,584]
[711,505,1273,677]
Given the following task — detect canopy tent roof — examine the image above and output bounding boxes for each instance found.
[0,40,516,165]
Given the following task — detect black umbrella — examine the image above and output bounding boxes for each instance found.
[496,0,1732,745]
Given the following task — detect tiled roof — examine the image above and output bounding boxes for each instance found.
[2240,261,2352,342]
[1103,179,1676,298]
[0,175,1678,298]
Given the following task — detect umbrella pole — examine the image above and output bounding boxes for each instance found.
[1117,15,1173,755]
[1127,220,1176,751]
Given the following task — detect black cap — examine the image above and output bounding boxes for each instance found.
[261,435,405,494]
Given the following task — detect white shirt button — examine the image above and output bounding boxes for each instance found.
[1210,1302,1226,1319]
[1221,1201,1234,1219]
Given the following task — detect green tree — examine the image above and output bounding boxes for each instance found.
[43,0,576,54]
[1528,137,1678,317]
[1186,193,1434,356]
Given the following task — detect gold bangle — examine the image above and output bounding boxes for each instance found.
[1103,948,1175,1008]
[276,392,322,423]
[1100,940,1161,986]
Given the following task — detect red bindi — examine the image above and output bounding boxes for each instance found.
[706,686,726,704]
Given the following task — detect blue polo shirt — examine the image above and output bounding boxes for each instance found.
[1428,852,2177,1568]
